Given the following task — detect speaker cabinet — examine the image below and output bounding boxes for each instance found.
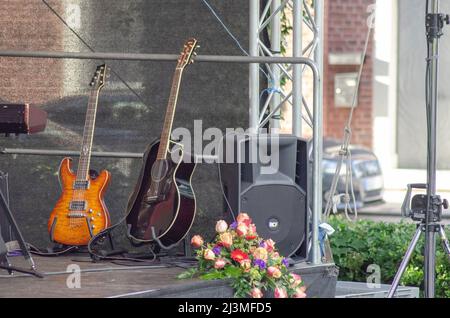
[220,134,309,259]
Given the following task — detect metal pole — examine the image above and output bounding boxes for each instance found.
[424,0,439,298]
[0,148,143,158]
[249,0,260,132]
[270,0,282,131]
[311,0,324,265]
[387,226,422,298]
[0,50,317,64]
[292,0,303,137]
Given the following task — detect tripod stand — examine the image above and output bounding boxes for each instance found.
[0,187,42,277]
[387,184,450,297]
[388,0,450,298]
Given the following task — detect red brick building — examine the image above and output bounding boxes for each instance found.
[0,0,63,104]
[323,0,374,148]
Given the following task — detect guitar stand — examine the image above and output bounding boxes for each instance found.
[0,190,43,278]
[150,226,181,251]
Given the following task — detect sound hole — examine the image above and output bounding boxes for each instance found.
[151,160,169,182]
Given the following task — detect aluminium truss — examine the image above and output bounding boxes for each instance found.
[249,0,324,264]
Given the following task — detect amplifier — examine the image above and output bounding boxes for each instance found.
[0,104,47,135]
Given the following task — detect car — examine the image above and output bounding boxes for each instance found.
[322,139,384,210]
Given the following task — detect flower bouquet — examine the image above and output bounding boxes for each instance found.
[178,213,306,298]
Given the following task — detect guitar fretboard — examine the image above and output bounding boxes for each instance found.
[76,88,101,181]
[156,68,184,160]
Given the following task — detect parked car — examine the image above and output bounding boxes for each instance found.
[322,139,384,210]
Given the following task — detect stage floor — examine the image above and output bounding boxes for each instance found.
[0,255,338,298]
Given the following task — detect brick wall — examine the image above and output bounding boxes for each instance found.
[0,0,63,104]
[324,0,374,148]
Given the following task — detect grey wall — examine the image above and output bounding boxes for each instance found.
[398,0,450,169]
[3,0,250,247]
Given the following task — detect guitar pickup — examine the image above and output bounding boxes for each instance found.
[68,211,86,218]
[69,201,87,211]
[73,180,90,190]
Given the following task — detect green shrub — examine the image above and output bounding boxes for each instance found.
[328,216,450,298]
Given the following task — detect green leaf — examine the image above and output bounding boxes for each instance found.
[200,271,224,280]
[224,266,242,278]
[177,268,197,280]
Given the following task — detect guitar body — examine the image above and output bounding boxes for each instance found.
[126,140,196,246]
[48,157,111,246]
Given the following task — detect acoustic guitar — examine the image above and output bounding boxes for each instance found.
[126,38,198,246]
[48,64,111,246]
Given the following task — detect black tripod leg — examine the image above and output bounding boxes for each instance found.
[387,226,422,298]
[0,190,35,270]
[439,225,450,261]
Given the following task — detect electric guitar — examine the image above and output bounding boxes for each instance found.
[48,64,111,246]
[126,38,198,246]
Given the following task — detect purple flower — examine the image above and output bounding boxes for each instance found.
[230,221,238,229]
[212,246,222,256]
[253,259,266,270]
[259,241,266,248]
[282,258,289,267]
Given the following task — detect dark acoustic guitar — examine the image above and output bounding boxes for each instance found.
[126,38,199,247]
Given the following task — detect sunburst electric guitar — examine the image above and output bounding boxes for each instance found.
[126,38,199,247]
[48,64,111,246]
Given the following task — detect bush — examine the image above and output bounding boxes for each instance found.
[328,216,450,298]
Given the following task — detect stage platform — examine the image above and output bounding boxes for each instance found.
[0,255,338,298]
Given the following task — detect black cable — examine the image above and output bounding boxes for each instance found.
[41,0,152,110]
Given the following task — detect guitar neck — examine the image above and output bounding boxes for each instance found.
[76,88,101,181]
[157,68,184,160]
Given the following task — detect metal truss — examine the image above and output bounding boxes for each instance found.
[249,0,324,264]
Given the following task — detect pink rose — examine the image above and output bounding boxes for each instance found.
[203,249,215,261]
[293,287,307,298]
[236,223,248,237]
[215,220,228,233]
[219,232,233,248]
[214,258,226,269]
[265,239,276,252]
[290,273,303,288]
[190,235,204,248]
[267,266,282,279]
[237,213,251,224]
[274,287,288,298]
[253,247,268,261]
[250,287,263,298]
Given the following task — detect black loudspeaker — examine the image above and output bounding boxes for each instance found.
[0,172,12,243]
[220,134,309,260]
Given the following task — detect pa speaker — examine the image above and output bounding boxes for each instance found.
[220,134,309,259]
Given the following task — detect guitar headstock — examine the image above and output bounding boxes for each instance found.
[90,64,108,90]
[176,38,199,70]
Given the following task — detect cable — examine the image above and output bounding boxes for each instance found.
[201,0,275,97]
[323,4,374,220]
[41,0,151,110]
